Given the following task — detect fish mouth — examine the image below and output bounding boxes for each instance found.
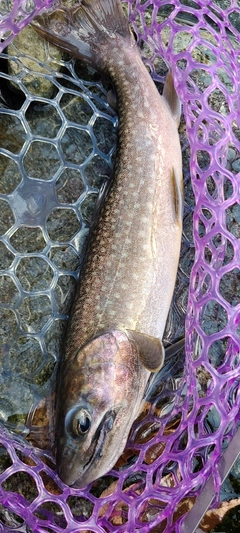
[86,410,116,466]
[66,409,116,488]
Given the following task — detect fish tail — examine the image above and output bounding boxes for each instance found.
[32,0,133,71]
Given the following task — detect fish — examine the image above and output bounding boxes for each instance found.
[32,0,183,488]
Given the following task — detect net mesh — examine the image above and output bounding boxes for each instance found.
[0,0,239,532]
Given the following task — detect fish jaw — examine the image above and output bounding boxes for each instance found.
[56,331,150,488]
[57,400,136,488]
[57,402,119,487]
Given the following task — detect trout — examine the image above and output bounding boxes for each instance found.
[33,0,183,488]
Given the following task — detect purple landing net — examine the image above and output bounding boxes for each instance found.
[0,0,54,51]
[0,0,240,532]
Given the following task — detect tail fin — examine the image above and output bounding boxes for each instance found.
[32,0,133,71]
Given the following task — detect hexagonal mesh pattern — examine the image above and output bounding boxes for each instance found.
[0,0,239,532]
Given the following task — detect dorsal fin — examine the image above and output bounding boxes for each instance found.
[126,330,165,372]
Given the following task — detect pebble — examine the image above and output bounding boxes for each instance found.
[232,158,240,173]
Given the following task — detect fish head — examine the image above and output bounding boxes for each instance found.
[56,330,149,488]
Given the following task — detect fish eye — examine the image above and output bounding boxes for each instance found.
[72,408,91,436]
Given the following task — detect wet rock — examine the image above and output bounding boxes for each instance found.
[8,25,62,98]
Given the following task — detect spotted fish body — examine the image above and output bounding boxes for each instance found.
[33,0,183,488]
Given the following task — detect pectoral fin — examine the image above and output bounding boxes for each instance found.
[126,330,165,372]
[144,337,185,399]
[107,88,118,111]
[172,167,183,227]
[163,71,182,127]
[92,178,112,224]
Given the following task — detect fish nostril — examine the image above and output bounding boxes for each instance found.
[63,447,71,457]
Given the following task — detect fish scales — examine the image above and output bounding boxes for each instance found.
[67,51,182,357]
[33,0,183,488]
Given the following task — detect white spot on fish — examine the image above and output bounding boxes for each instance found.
[146,201,153,209]
[132,272,139,280]
[142,243,150,251]
[147,186,154,194]
[145,138,153,148]
[149,123,158,133]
